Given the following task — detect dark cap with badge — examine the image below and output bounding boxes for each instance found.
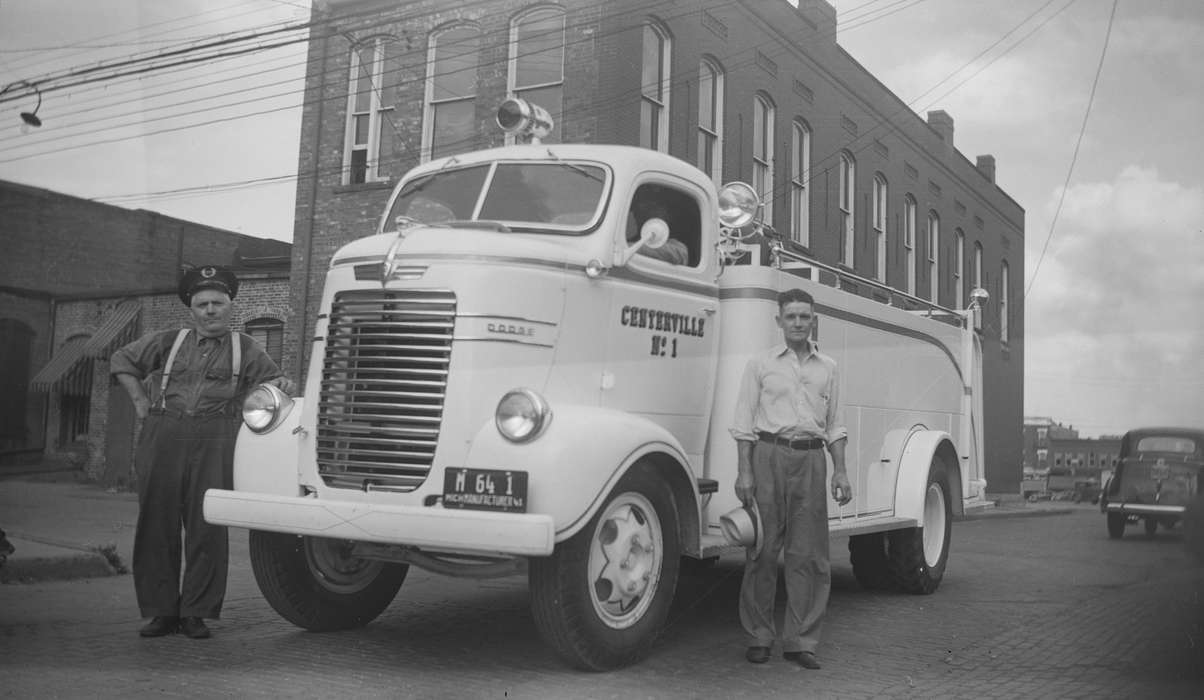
[178,265,240,306]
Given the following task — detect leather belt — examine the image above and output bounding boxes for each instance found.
[148,407,235,420]
[757,431,825,451]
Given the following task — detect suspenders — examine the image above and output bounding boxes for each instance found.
[156,329,243,410]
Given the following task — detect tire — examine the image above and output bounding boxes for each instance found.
[1106,512,1126,539]
[887,457,952,595]
[528,467,681,671]
[848,532,893,591]
[248,530,407,632]
[1144,518,1158,537]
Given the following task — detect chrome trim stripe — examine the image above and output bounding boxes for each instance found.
[453,335,555,348]
[457,312,558,327]
[1106,503,1187,514]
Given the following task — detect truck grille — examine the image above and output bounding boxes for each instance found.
[317,289,455,491]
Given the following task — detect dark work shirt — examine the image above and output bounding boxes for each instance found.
[110,328,283,416]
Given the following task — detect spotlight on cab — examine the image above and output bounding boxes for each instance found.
[496,97,553,144]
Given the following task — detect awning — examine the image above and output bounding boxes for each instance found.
[30,335,90,394]
[82,300,141,359]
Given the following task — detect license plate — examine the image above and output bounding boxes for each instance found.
[1150,463,1171,480]
[442,468,528,513]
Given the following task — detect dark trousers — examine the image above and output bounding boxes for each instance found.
[133,413,238,619]
[739,441,830,653]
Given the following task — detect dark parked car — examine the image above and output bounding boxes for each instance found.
[1102,427,1203,539]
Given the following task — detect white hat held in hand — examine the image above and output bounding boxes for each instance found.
[720,501,763,558]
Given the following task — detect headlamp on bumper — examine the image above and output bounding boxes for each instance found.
[495,388,551,443]
[242,383,294,434]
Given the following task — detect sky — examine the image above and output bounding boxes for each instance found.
[2,0,1201,439]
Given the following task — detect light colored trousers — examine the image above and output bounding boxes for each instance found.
[739,440,830,653]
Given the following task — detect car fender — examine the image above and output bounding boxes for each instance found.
[894,429,960,521]
[232,396,307,497]
[462,404,699,543]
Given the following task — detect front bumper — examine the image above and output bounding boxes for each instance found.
[204,489,556,556]
[1104,502,1186,517]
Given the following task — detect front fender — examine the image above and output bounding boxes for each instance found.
[894,429,957,521]
[462,404,697,542]
[232,396,308,497]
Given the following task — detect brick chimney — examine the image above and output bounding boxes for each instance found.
[976,155,996,184]
[794,0,837,39]
[927,110,954,146]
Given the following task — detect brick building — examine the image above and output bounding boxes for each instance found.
[287,0,1025,493]
[0,179,291,483]
[1023,416,1081,475]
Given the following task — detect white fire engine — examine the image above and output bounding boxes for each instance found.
[204,99,990,670]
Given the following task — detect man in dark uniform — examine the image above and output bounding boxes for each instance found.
[111,265,295,639]
[729,288,852,669]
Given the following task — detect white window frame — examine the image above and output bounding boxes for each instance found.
[697,57,723,183]
[953,228,965,310]
[753,94,775,223]
[1001,260,1010,342]
[343,37,393,185]
[790,119,811,247]
[872,173,887,280]
[422,23,480,163]
[904,195,917,295]
[973,241,984,291]
[927,211,940,302]
[839,152,855,266]
[506,7,565,146]
[640,21,671,153]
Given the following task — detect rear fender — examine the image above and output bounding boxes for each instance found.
[232,397,308,497]
[462,405,701,548]
[894,429,963,520]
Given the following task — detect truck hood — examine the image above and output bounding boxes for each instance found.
[333,226,591,270]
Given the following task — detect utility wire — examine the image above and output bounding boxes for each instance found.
[1024,0,1118,299]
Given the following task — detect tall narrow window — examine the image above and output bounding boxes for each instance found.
[508,7,565,144]
[640,21,671,152]
[344,37,397,185]
[752,94,775,222]
[838,152,855,265]
[790,120,811,246]
[872,173,887,280]
[973,241,984,292]
[1000,260,1010,342]
[953,229,965,309]
[903,195,917,295]
[697,58,723,182]
[245,317,285,366]
[423,24,479,161]
[927,212,940,302]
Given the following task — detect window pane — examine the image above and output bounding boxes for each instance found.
[432,99,475,160]
[642,26,663,99]
[516,10,564,88]
[354,114,370,146]
[640,99,659,149]
[350,149,367,185]
[698,65,714,130]
[353,47,375,112]
[753,101,765,159]
[433,27,478,101]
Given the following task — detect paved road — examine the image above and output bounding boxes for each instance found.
[2,506,1200,699]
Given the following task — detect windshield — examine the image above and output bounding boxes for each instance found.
[1135,436,1197,454]
[382,160,610,234]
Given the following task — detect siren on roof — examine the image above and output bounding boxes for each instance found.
[496,97,553,144]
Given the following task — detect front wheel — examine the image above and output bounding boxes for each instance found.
[529,466,681,670]
[887,457,952,595]
[248,530,407,631]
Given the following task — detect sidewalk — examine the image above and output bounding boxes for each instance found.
[0,474,1073,584]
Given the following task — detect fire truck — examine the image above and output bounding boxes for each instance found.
[204,99,990,670]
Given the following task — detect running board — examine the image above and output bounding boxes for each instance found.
[698,515,921,558]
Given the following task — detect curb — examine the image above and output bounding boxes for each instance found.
[956,506,1075,522]
[0,535,122,584]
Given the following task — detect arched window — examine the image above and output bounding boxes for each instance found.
[953,228,965,309]
[1000,260,1010,342]
[790,120,811,246]
[508,6,565,144]
[697,57,724,182]
[343,36,398,185]
[973,241,984,291]
[927,211,940,302]
[752,94,775,223]
[839,152,855,265]
[872,173,887,281]
[640,20,671,152]
[423,24,480,162]
[245,317,285,365]
[903,195,917,295]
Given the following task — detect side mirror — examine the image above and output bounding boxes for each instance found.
[617,217,670,266]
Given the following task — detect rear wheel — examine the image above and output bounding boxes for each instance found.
[1106,512,1126,539]
[848,533,892,590]
[1144,518,1158,536]
[529,467,681,670]
[888,457,952,595]
[249,531,407,631]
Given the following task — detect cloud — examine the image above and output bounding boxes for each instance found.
[1026,166,1204,434]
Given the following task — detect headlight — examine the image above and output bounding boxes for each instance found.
[242,383,294,434]
[495,388,551,443]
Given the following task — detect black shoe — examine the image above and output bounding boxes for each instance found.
[179,616,211,639]
[784,651,821,669]
[745,646,771,664]
[139,616,179,637]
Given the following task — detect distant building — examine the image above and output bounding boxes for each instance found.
[1,179,291,484]
[1023,416,1080,475]
[288,0,1026,494]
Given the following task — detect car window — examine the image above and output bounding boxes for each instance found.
[1134,436,1196,453]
